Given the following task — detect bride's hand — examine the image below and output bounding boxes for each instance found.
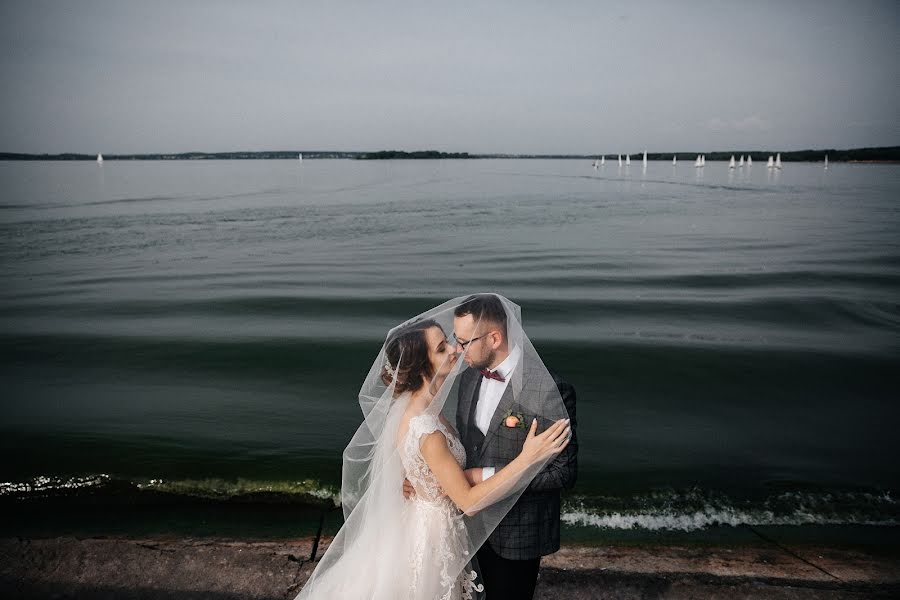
[521,418,571,465]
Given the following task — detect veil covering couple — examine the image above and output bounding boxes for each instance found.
[295,293,578,600]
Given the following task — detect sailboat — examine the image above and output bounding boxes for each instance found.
[774,153,782,169]
[729,155,736,169]
[642,151,647,168]
[298,153,303,162]
[96,153,104,164]
[672,155,677,165]
[739,155,744,167]
[824,155,828,170]
[747,155,752,167]
[617,154,622,167]
[694,155,702,168]
[700,155,706,167]
[600,156,605,166]
[625,154,631,166]
[767,155,775,169]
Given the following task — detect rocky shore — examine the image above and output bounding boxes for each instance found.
[2,535,898,599]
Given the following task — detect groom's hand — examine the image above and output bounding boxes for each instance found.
[463,468,483,486]
[403,478,415,499]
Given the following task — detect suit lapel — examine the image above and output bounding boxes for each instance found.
[458,369,481,437]
[466,377,483,448]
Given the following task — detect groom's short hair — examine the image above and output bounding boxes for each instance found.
[454,294,507,338]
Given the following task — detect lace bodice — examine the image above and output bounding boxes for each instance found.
[401,413,466,502]
[296,409,483,600]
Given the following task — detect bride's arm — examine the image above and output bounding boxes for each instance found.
[420,418,570,516]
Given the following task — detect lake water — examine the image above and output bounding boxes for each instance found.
[1,159,898,537]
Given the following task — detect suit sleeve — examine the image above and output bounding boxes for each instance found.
[525,375,578,493]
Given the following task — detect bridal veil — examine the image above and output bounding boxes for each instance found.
[295,293,569,599]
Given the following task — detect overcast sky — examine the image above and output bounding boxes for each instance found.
[1,0,897,154]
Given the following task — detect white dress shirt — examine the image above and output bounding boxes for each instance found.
[474,345,521,480]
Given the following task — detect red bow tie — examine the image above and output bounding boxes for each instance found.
[480,369,505,382]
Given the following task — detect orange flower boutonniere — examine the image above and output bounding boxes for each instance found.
[502,410,527,429]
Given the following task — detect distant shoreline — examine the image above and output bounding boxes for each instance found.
[2,146,899,162]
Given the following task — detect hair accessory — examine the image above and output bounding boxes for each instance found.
[384,358,397,379]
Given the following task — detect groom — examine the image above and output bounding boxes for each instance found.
[452,294,578,600]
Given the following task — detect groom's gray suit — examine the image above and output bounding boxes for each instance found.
[456,366,578,560]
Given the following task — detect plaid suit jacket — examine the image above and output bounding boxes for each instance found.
[456,365,578,560]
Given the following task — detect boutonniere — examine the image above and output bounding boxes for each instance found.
[503,409,527,429]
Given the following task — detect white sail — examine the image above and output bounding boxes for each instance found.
[672,155,677,165]
[600,156,605,166]
[96,153,103,164]
[767,155,774,168]
[701,155,706,166]
[298,153,303,161]
[729,155,736,169]
[824,155,828,170]
[625,154,631,166]
[617,154,622,166]
[775,153,782,169]
[747,155,752,167]
[739,155,744,167]
[694,155,702,167]
[642,151,647,167]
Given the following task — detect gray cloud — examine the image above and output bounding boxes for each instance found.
[1,0,898,154]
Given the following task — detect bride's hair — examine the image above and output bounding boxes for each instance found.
[382,318,442,395]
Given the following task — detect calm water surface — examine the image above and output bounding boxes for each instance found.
[1,159,898,534]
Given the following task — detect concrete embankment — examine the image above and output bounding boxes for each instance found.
[2,536,898,599]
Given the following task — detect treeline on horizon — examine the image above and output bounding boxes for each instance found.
[657,147,900,162]
[356,150,472,160]
[2,146,898,162]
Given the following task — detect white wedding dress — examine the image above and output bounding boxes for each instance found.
[296,408,484,600]
[399,413,484,600]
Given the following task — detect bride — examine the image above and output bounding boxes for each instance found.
[294,295,572,600]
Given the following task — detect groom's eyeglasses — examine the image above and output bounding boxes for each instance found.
[451,332,490,350]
